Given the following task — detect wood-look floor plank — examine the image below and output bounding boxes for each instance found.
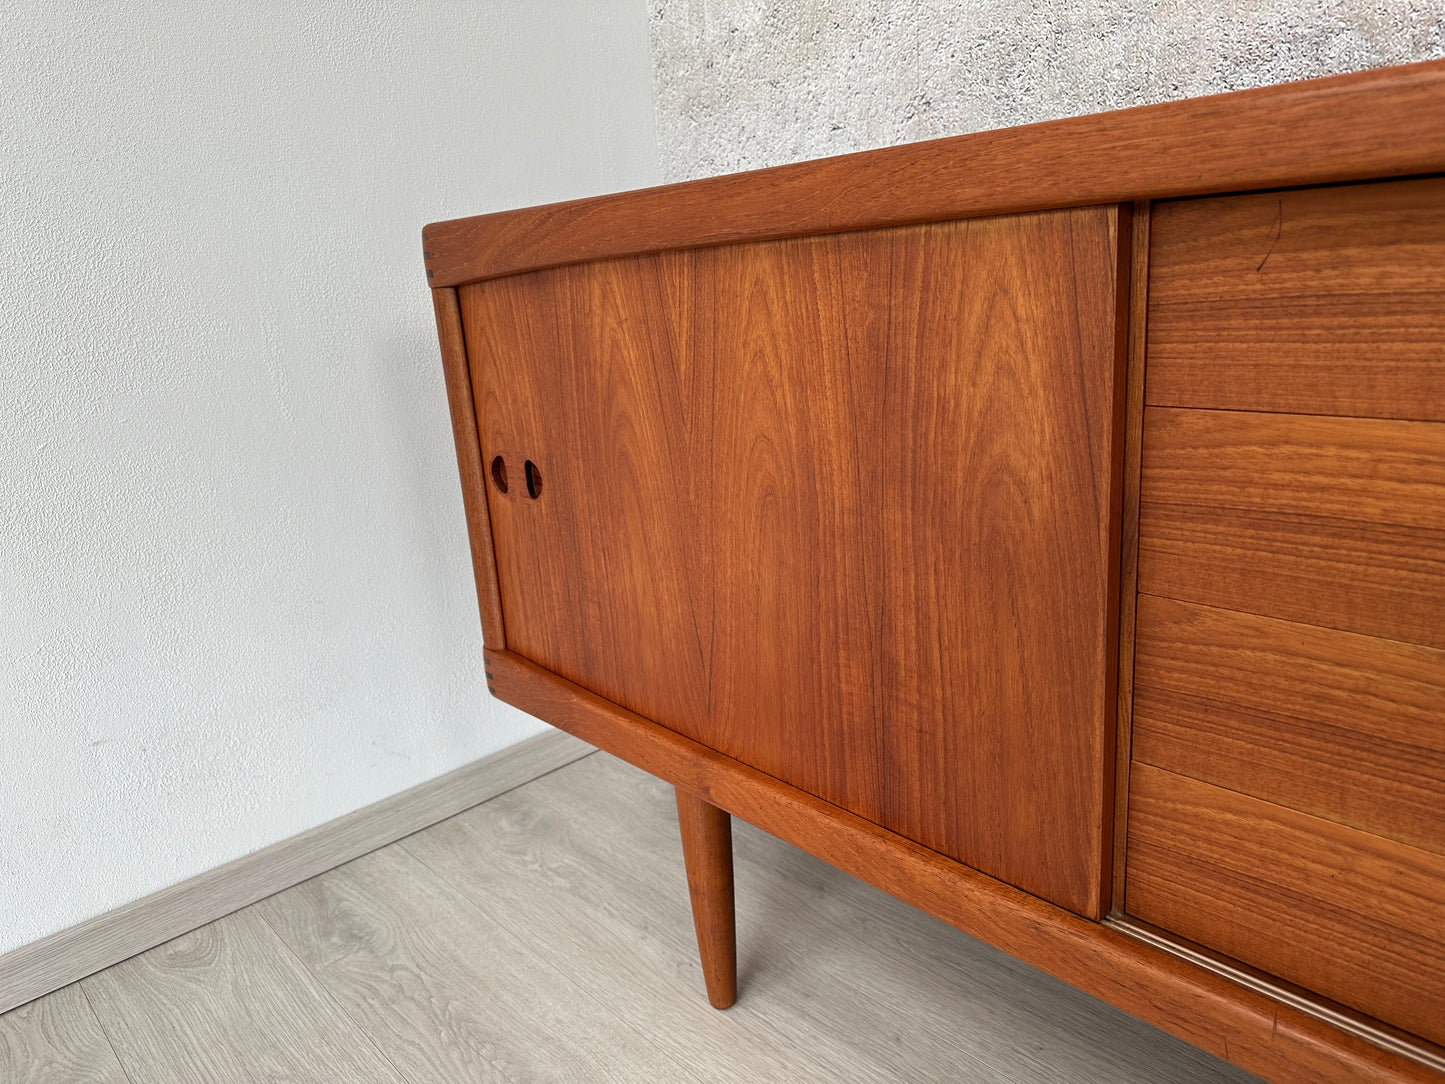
[406,752,1256,1084]
[79,907,404,1084]
[253,839,697,1084]
[0,728,592,1017]
[0,984,130,1084]
[400,764,853,1084]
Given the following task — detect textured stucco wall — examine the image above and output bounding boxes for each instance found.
[649,1,1445,181]
[0,3,659,954]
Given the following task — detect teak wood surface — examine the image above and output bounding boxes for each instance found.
[463,208,1126,919]
[1127,764,1445,1049]
[1132,593,1445,857]
[1123,169,1445,1074]
[1147,177,1445,422]
[431,287,505,648]
[1137,406,1445,650]
[674,790,737,1010]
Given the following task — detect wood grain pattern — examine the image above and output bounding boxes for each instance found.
[1111,199,1151,913]
[1137,406,1445,648]
[0,728,591,1017]
[1126,764,1445,1049]
[676,789,737,1009]
[877,208,1127,918]
[80,907,405,1083]
[422,61,1445,286]
[409,750,1256,1083]
[1148,177,1445,421]
[432,284,506,647]
[1133,593,1445,855]
[464,208,1125,918]
[255,841,691,1083]
[0,985,128,1084]
[483,647,1439,1083]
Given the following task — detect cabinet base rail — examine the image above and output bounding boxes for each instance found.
[1106,917,1445,1076]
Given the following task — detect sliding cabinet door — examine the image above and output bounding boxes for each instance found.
[463,208,1126,916]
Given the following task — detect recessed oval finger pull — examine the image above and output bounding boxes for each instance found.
[490,455,508,494]
[524,460,542,500]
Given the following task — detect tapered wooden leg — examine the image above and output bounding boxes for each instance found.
[675,787,737,1009]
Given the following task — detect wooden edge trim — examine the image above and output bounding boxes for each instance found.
[1109,916,1445,1076]
[431,286,506,648]
[423,60,1445,287]
[1093,202,1133,917]
[0,730,595,1015]
[1111,199,1152,911]
[484,648,1438,1084]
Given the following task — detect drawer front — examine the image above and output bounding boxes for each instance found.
[1147,176,1445,422]
[1132,594,1445,856]
[1138,406,1445,650]
[464,208,1127,917]
[1126,178,1445,1043]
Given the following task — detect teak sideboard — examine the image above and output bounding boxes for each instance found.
[425,61,1445,1083]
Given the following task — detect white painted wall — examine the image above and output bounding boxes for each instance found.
[0,3,660,955]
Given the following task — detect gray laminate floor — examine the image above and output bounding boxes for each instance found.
[0,751,1260,1083]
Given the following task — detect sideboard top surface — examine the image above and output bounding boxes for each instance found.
[423,59,1445,288]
